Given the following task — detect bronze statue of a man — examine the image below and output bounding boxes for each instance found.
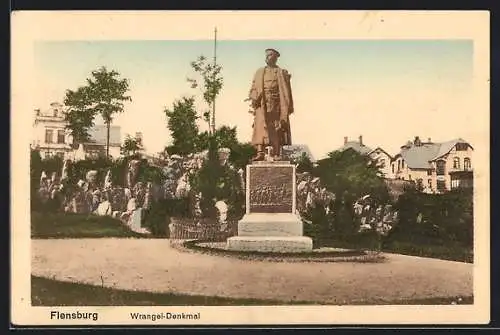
[248,48,294,161]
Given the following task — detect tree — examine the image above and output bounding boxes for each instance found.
[30,149,43,195]
[64,67,132,156]
[87,67,132,158]
[315,148,389,203]
[64,86,95,145]
[120,134,143,158]
[187,55,223,134]
[164,97,200,156]
[294,152,314,173]
[196,125,239,152]
[228,142,256,171]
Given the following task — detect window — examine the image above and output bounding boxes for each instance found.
[453,157,460,169]
[45,129,53,143]
[451,177,460,189]
[436,160,446,175]
[408,174,412,180]
[456,143,468,151]
[464,157,471,170]
[392,164,395,174]
[398,160,401,171]
[428,179,432,188]
[427,170,432,176]
[437,180,446,192]
[401,160,405,168]
[57,130,65,144]
[380,159,386,168]
[55,152,64,159]
[416,178,423,191]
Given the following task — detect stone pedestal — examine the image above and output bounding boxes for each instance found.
[226,161,313,253]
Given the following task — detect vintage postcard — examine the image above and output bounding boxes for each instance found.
[11,11,490,326]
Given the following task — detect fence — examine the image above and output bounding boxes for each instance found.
[168,218,238,249]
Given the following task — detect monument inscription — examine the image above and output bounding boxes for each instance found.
[248,165,293,213]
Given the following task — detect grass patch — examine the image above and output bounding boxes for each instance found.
[319,238,473,263]
[382,240,473,263]
[31,276,473,306]
[31,211,145,239]
[31,276,312,306]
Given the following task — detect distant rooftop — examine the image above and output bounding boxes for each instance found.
[87,125,122,146]
[34,102,65,119]
[336,135,373,155]
[397,136,472,169]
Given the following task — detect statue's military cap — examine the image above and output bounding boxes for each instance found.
[265,48,280,57]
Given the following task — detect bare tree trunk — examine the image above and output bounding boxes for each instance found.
[106,121,110,159]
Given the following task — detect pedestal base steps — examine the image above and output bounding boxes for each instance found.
[226,213,313,253]
[226,236,313,253]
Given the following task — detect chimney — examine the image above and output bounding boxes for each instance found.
[427,137,431,143]
[135,132,143,145]
[344,136,348,145]
[359,135,363,146]
[414,136,421,146]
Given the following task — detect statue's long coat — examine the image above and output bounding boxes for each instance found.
[248,66,294,147]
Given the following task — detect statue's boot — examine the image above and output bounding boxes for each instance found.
[252,151,265,161]
[273,145,282,160]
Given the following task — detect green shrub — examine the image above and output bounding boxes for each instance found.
[390,188,473,248]
[143,198,191,237]
[189,138,245,221]
[31,211,143,238]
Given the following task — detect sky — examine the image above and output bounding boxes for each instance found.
[33,39,474,160]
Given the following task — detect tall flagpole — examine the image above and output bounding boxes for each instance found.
[211,27,217,135]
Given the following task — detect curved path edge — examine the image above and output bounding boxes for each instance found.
[31,238,474,305]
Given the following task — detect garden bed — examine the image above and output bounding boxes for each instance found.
[173,239,387,263]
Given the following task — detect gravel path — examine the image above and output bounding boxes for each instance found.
[31,238,473,304]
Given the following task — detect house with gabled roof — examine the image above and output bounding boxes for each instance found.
[332,135,393,177]
[391,136,473,193]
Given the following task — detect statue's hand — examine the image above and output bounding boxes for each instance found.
[279,119,287,130]
[251,99,260,109]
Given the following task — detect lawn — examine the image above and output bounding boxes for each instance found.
[31,211,145,239]
[31,276,313,306]
[382,240,473,263]
[319,238,473,263]
[31,211,473,263]
[31,276,472,306]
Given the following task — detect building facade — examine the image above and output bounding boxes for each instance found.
[391,136,473,193]
[31,102,122,160]
[31,102,74,159]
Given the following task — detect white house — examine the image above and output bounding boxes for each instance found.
[391,136,474,193]
[31,102,122,160]
[31,102,74,159]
